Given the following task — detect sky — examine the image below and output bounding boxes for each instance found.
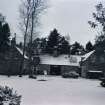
[0,0,104,46]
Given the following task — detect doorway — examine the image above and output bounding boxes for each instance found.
[50,65,61,75]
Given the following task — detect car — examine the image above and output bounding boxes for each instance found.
[62,71,79,78]
[100,78,105,87]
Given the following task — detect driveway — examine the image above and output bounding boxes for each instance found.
[0,76,105,105]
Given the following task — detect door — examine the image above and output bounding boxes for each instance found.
[50,65,61,75]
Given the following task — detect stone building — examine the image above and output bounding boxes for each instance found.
[0,46,29,75]
[81,50,105,79]
[37,54,81,75]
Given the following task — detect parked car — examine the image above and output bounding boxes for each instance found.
[100,78,105,87]
[62,71,79,78]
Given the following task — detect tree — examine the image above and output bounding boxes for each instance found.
[19,0,47,77]
[58,37,70,54]
[85,41,94,52]
[17,42,23,49]
[46,28,70,55]
[0,14,10,53]
[46,29,61,54]
[19,0,33,77]
[29,29,70,55]
[19,0,47,43]
[88,3,105,52]
[71,42,84,55]
[40,38,47,53]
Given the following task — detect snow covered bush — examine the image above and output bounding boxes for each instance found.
[0,86,21,105]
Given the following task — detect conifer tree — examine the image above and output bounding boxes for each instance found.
[0,16,10,52]
[85,41,94,52]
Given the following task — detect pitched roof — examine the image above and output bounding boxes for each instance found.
[39,54,81,66]
[82,50,95,61]
[15,47,28,59]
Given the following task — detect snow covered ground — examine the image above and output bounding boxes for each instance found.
[0,75,105,105]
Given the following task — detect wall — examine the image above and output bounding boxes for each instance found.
[38,64,79,75]
[0,47,29,75]
[61,66,79,74]
[81,52,105,78]
[38,64,50,75]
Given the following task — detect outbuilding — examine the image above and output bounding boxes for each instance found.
[0,46,29,75]
[81,50,105,79]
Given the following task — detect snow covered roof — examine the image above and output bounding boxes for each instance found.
[15,47,28,59]
[82,50,95,61]
[88,70,103,73]
[39,55,82,66]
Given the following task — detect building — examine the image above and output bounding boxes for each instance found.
[37,54,82,75]
[81,50,105,79]
[0,46,29,75]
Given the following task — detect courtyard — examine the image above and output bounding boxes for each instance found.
[0,76,105,105]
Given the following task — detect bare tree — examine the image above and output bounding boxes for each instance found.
[19,0,47,77]
[19,0,32,77]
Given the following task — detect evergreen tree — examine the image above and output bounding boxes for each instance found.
[59,37,70,54]
[0,14,10,52]
[11,36,16,47]
[29,29,70,55]
[71,42,84,55]
[0,22,3,48]
[85,41,94,52]
[40,38,47,53]
[0,16,10,53]
[46,28,61,54]
[46,28,70,55]
[18,42,23,48]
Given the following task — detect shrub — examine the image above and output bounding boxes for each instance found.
[0,86,21,105]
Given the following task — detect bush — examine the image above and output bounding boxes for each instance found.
[0,86,21,105]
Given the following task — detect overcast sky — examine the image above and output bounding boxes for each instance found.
[0,0,104,46]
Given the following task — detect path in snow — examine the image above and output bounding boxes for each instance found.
[0,76,105,105]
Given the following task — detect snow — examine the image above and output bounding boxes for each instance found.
[82,50,95,61]
[40,55,81,66]
[15,47,28,59]
[88,71,103,73]
[0,76,105,105]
